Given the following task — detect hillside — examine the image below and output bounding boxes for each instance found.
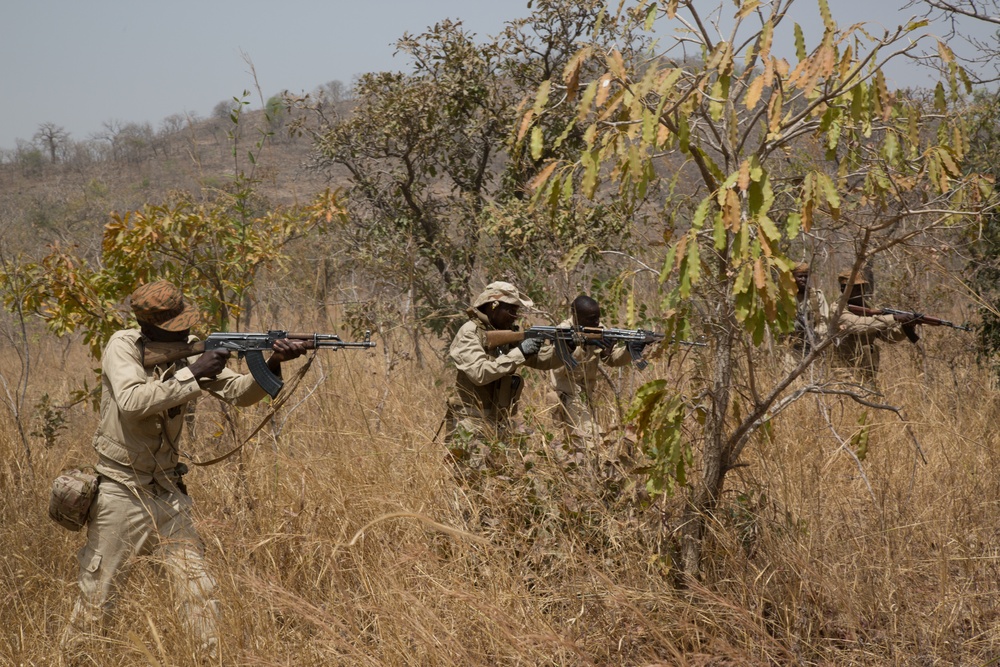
[0,107,337,255]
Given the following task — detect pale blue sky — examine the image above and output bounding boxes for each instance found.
[0,0,992,151]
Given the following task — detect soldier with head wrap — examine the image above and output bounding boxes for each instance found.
[783,262,830,367]
[60,280,308,660]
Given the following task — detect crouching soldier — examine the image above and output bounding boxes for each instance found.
[443,281,560,470]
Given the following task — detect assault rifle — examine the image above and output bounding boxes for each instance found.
[143,330,375,398]
[846,305,971,343]
[484,326,703,371]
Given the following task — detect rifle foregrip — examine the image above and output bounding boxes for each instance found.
[245,350,284,398]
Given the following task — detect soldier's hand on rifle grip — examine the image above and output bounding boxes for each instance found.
[631,341,649,356]
[270,338,308,363]
[189,349,230,379]
[518,337,542,356]
[592,338,613,352]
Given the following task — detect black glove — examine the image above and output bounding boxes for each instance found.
[591,338,613,353]
[518,337,542,356]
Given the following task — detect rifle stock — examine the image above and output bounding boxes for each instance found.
[484,330,528,349]
[142,340,207,367]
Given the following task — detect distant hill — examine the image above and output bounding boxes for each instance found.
[0,106,343,256]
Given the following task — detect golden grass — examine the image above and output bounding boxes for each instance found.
[3,329,1000,666]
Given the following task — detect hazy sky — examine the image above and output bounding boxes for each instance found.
[1,1,991,152]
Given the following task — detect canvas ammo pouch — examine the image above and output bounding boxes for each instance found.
[48,468,100,531]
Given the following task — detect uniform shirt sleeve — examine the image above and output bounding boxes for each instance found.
[812,289,830,338]
[524,340,564,371]
[603,343,635,368]
[838,312,900,337]
[198,364,269,406]
[103,332,203,420]
[449,322,525,386]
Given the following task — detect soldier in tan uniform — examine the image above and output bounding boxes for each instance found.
[61,281,307,659]
[444,281,560,468]
[832,269,916,386]
[781,262,830,371]
[550,295,635,451]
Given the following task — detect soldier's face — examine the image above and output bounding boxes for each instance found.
[845,283,869,304]
[793,271,809,292]
[573,305,600,328]
[489,301,519,330]
[140,321,189,342]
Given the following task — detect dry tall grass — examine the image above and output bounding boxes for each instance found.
[2,324,1000,666]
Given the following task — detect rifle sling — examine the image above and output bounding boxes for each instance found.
[183,351,316,467]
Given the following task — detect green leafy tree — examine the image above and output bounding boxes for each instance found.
[525,0,994,577]
[8,188,339,363]
[303,1,646,332]
[3,98,341,365]
[961,91,1000,376]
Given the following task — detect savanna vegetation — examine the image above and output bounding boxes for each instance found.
[3,0,1000,664]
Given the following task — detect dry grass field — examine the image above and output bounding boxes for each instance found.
[2,309,1000,666]
[1,94,998,665]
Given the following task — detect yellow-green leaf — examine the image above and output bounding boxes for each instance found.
[530,126,544,160]
[644,2,657,30]
[558,244,591,271]
[794,23,806,61]
[532,80,551,115]
[578,80,599,121]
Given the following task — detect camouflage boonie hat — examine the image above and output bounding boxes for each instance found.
[791,262,810,275]
[837,269,869,286]
[130,280,199,331]
[472,281,534,309]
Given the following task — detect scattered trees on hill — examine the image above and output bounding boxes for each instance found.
[32,123,69,164]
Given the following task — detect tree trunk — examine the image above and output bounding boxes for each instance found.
[680,326,734,579]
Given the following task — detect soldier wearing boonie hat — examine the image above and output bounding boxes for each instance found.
[831,267,912,386]
[442,281,560,469]
[837,269,869,286]
[61,280,308,660]
[470,281,535,309]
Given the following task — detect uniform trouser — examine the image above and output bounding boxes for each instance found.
[444,413,509,470]
[554,390,601,448]
[61,478,219,657]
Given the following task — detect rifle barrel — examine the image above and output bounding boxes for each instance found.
[848,305,971,332]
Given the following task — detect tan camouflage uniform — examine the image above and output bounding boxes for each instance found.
[444,283,559,468]
[832,310,908,385]
[830,270,909,387]
[549,318,633,449]
[62,282,270,659]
